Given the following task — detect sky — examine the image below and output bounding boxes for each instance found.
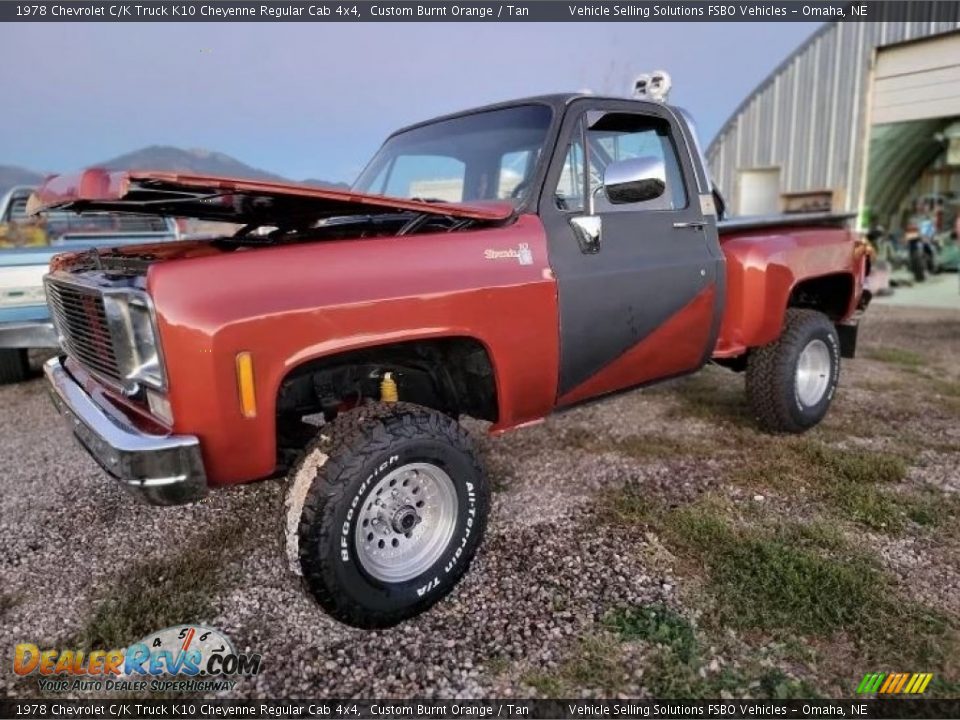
[0,21,820,183]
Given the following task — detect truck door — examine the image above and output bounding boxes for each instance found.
[539,99,725,405]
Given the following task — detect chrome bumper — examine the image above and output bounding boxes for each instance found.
[0,321,59,349]
[44,357,208,506]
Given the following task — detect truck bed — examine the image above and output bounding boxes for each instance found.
[718,212,855,235]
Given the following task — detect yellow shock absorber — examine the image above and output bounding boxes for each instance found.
[380,372,398,403]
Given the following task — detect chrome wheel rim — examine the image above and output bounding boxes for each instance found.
[354,462,457,583]
[795,339,832,407]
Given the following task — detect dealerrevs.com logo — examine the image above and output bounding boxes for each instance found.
[14,625,262,693]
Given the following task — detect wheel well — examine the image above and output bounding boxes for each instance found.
[788,273,854,321]
[275,337,498,457]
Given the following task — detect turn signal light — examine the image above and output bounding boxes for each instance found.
[236,352,257,418]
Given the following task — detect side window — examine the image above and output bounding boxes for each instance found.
[553,113,687,213]
[383,155,466,202]
[553,141,602,212]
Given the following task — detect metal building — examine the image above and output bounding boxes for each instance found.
[706,4,960,229]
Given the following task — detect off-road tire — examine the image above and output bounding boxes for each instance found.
[286,402,489,628]
[746,309,841,434]
[0,349,29,385]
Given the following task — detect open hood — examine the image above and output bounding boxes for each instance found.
[27,169,515,227]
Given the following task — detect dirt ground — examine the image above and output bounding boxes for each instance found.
[1,305,957,699]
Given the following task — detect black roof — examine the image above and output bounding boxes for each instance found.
[389,93,667,137]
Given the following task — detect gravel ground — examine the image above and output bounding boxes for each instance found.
[1,305,958,699]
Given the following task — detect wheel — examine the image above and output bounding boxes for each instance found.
[745,309,841,434]
[0,349,29,385]
[285,402,490,628]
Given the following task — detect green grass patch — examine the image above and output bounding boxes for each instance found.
[930,377,960,398]
[901,491,960,534]
[597,483,655,526]
[524,635,627,696]
[660,368,755,427]
[662,505,952,667]
[831,483,902,532]
[603,604,697,663]
[773,521,847,550]
[73,517,250,650]
[667,505,885,634]
[863,346,928,367]
[729,438,910,531]
[730,438,907,489]
[545,600,820,698]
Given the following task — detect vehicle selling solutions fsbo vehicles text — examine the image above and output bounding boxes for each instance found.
[567,4,791,17]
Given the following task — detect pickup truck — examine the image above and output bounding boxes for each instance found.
[32,93,869,628]
[0,185,178,383]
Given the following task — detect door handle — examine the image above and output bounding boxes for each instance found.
[673,221,705,230]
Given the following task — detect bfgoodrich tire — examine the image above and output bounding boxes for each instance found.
[285,402,490,628]
[746,309,841,434]
[0,349,29,385]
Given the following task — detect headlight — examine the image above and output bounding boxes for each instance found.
[103,291,167,391]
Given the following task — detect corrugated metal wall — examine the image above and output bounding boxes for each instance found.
[706,5,960,214]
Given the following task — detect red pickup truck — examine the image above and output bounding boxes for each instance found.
[33,94,868,628]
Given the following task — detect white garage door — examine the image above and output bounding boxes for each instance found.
[872,32,960,125]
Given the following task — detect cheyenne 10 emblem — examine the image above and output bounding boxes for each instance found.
[484,243,533,265]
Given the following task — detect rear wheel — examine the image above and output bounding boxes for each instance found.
[0,349,29,385]
[746,309,841,434]
[285,402,489,628]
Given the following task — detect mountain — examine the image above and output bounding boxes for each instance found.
[1,147,347,197]
[100,145,288,182]
[0,165,45,197]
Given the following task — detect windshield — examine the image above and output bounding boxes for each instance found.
[353,104,553,206]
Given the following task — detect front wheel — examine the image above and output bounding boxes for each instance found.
[746,309,841,434]
[285,402,490,628]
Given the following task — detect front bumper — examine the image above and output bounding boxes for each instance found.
[44,357,208,505]
[0,320,58,349]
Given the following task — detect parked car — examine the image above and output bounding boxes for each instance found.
[33,94,869,628]
[0,185,178,383]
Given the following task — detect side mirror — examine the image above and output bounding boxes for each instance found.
[603,156,666,205]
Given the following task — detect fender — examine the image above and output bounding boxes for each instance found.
[714,227,862,358]
[147,215,559,486]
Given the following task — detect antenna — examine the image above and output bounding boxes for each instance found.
[633,70,672,102]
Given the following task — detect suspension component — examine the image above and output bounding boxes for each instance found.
[380,372,398,403]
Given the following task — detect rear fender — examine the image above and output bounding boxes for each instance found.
[714,229,862,358]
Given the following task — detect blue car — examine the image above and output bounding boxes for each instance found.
[0,186,178,383]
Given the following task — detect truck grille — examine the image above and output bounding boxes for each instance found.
[45,279,122,383]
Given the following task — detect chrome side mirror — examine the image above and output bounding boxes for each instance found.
[603,156,666,205]
[570,215,602,254]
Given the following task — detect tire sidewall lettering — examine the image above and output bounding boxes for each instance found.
[332,443,481,608]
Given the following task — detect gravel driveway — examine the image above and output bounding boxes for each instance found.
[2,305,958,699]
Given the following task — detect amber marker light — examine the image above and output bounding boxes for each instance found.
[236,352,257,418]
